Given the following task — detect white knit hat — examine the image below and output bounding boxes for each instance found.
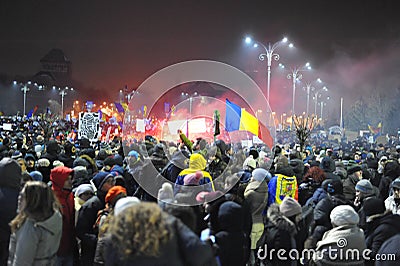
[158,183,174,202]
[243,155,257,170]
[114,196,140,216]
[330,205,359,226]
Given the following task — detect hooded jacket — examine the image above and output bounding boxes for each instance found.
[50,166,76,256]
[215,201,247,266]
[8,211,62,266]
[311,194,349,243]
[244,180,268,224]
[175,153,214,193]
[161,151,188,183]
[385,196,400,215]
[261,204,298,266]
[289,158,305,183]
[0,158,21,265]
[343,173,360,202]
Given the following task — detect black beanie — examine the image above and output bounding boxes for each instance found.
[364,198,385,217]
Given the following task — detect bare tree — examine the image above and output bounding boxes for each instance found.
[293,114,317,152]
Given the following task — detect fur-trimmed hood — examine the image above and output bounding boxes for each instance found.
[266,203,297,236]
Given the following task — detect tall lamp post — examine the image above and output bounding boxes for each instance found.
[245,36,293,103]
[54,86,74,118]
[303,78,322,116]
[13,80,43,116]
[319,96,330,120]
[280,62,312,117]
[313,86,328,117]
[280,113,286,130]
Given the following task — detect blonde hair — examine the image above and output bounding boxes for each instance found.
[108,202,171,258]
[10,181,60,232]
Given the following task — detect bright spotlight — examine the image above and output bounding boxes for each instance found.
[245,37,252,44]
[282,37,288,43]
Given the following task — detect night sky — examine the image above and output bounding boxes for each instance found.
[1,0,400,115]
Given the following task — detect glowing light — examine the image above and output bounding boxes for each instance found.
[13,81,17,85]
[245,37,252,44]
[282,37,288,43]
[253,43,258,48]
[289,43,294,48]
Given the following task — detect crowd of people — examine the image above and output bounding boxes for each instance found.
[1,115,400,266]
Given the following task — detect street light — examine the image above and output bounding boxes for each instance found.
[303,78,322,116]
[280,113,287,130]
[319,96,330,120]
[13,80,43,116]
[281,62,312,117]
[54,86,74,118]
[313,86,328,117]
[245,36,293,103]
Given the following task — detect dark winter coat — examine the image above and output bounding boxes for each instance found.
[161,151,188,183]
[0,183,20,265]
[343,174,359,201]
[125,159,144,196]
[365,212,400,257]
[215,201,247,266]
[103,215,217,266]
[305,187,328,207]
[289,158,305,183]
[379,175,394,201]
[376,233,400,266]
[311,194,349,242]
[357,195,377,230]
[150,151,168,173]
[58,152,74,168]
[207,158,228,181]
[261,204,298,266]
[76,194,105,265]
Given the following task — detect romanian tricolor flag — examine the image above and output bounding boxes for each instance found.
[114,102,125,113]
[121,103,128,112]
[225,99,273,148]
[368,122,382,140]
[27,105,38,118]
